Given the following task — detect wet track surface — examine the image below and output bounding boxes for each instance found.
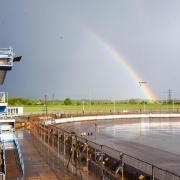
[57,117,180,176]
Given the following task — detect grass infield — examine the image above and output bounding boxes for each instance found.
[22,103,180,113]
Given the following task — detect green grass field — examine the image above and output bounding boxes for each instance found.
[23,103,180,114]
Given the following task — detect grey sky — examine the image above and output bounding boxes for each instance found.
[1,0,180,100]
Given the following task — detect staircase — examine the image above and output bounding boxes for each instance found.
[5,142,22,179]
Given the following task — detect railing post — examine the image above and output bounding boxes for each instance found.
[86,140,89,179]
[40,125,43,156]
[52,130,55,149]
[33,122,35,137]
[48,127,50,146]
[32,122,38,138]
[58,130,60,168]
[47,126,50,165]
[58,130,60,154]
[38,122,40,138]
[63,132,66,165]
[52,129,55,168]
[44,127,46,143]
[101,145,104,179]
[152,166,155,180]
[41,125,43,140]
[120,153,124,180]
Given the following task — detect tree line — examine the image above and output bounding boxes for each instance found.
[7,97,180,106]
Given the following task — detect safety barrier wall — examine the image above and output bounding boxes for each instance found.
[154,167,180,180]
[44,113,180,125]
[16,109,180,119]
[30,121,180,180]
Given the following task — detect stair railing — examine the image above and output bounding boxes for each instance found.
[13,135,24,176]
[1,140,6,178]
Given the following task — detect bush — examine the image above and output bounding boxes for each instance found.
[8,97,35,105]
[76,101,81,106]
[64,98,72,105]
[129,99,138,104]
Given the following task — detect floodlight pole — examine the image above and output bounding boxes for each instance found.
[139,82,147,113]
[95,122,97,162]
[44,95,48,116]
[95,122,97,143]
[82,100,85,112]
[113,100,116,113]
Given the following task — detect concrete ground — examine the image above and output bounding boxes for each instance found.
[15,130,77,180]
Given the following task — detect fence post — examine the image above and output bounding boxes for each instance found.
[48,127,50,146]
[52,128,55,168]
[42,126,44,141]
[47,126,50,165]
[35,122,37,138]
[41,125,43,140]
[57,130,60,168]
[120,153,124,180]
[86,140,89,179]
[38,122,40,138]
[101,145,104,179]
[152,166,155,180]
[44,127,46,143]
[58,130,60,155]
[52,130,55,149]
[63,132,66,165]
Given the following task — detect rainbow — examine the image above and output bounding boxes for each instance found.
[90,31,157,101]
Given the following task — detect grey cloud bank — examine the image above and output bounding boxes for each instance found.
[0,0,180,100]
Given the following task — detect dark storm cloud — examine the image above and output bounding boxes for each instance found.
[1,0,180,100]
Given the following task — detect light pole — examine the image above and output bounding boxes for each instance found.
[167,89,175,112]
[44,95,48,116]
[82,100,85,112]
[52,93,55,104]
[95,122,97,162]
[113,100,116,113]
[139,81,147,113]
[95,122,97,143]
[173,98,175,112]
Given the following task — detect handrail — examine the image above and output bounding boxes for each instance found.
[13,135,24,176]
[1,141,6,175]
[42,119,180,179]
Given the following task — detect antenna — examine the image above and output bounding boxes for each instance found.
[139,81,147,87]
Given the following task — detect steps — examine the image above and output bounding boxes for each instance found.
[5,143,22,179]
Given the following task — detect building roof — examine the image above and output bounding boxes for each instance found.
[0,47,21,85]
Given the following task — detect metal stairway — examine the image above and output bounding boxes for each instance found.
[5,142,22,179]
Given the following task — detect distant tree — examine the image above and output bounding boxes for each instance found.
[129,99,138,104]
[64,98,72,105]
[90,101,95,105]
[8,97,35,105]
[140,100,147,104]
[76,101,81,106]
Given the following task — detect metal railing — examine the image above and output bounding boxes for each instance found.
[13,134,24,175]
[1,141,6,176]
[0,173,5,180]
[30,122,180,180]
